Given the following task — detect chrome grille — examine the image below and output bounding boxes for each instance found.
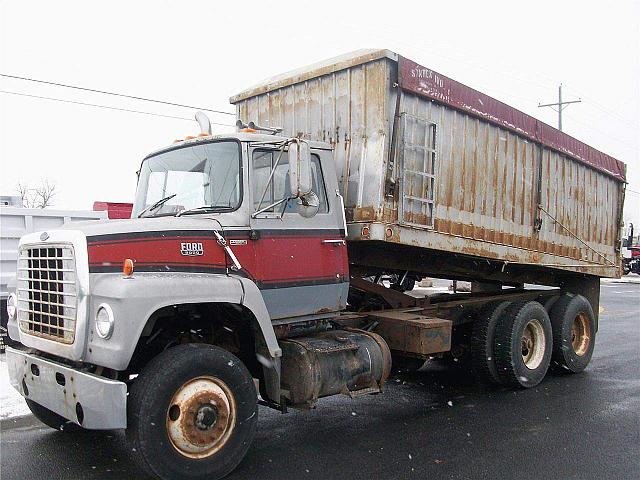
[16,244,77,344]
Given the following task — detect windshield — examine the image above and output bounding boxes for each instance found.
[132,141,241,217]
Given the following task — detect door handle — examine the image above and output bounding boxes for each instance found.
[322,239,346,245]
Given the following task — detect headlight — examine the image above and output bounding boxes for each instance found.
[95,304,114,339]
[7,293,17,320]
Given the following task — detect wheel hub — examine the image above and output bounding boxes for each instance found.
[571,312,591,356]
[166,376,236,459]
[521,319,546,370]
[195,404,218,431]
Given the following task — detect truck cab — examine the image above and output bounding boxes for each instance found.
[131,130,349,320]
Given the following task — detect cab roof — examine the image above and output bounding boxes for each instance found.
[146,132,333,160]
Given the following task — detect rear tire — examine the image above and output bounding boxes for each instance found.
[494,301,552,388]
[127,344,258,480]
[542,295,561,314]
[471,301,511,385]
[26,399,85,432]
[549,294,596,373]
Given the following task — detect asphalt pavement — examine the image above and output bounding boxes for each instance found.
[2,283,639,480]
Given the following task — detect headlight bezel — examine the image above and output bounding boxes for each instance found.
[95,303,115,339]
[7,293,17,320]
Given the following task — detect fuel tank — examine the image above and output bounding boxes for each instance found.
[280,329,391,408]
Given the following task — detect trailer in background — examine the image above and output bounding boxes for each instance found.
[0,205,107,351]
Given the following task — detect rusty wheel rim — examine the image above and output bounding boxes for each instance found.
[521,319,546,370]
[166,376,236,459]
[571,313,591,357]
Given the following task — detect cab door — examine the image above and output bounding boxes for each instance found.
[249,147,348,320]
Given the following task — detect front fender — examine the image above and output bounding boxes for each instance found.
[234,275,282,358]
[84,272,279,370]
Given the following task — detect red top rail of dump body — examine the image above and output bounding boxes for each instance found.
[398,56,626,182]
[93,201,133,219]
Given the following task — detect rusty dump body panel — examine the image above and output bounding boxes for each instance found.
[231,49,626,284]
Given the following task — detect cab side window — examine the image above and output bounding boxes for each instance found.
[252,149,328,214]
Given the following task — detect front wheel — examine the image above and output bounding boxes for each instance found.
[127,344,258,480]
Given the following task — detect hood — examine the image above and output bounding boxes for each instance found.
[63,216,250,276]
[58,215,248,239]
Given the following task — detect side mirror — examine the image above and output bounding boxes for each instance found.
[295,191,320,218]
[289,140,312,197]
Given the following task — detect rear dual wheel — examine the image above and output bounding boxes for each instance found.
[471,301,511,385]
[471,295,595,388]
[493,301,553,388]
[549,294,595,373]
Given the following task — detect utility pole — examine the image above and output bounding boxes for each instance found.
[538,84,581,131]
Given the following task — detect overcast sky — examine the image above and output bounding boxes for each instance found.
[1,0,639,228]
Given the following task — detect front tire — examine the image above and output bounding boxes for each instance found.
[494,301,553,388]
[127,344,258,480]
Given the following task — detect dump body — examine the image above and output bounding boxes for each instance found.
[232,50,626,284]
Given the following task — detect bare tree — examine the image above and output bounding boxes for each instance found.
[33,179,57,208]
[15,180,57,208]
[16,181,32,207]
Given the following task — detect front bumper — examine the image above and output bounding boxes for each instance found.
[5,347,127,429]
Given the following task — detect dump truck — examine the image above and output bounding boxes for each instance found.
[5,49,626,480]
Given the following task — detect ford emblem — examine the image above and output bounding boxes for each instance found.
[40,231,49,241]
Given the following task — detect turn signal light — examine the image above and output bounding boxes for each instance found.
[239,128,257,133]
[123,258,134,277]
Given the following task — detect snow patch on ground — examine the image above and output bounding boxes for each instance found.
[0,356,30,420]
[602,274,640,284]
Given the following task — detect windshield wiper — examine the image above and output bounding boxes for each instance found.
[138,194,177,218]
[175,205,233,217]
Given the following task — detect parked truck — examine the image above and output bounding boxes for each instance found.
[622,223,639,275]
[5,50,626,480]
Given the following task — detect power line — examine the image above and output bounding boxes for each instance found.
[0,90,235,126]
[562,110,637,151]
[562,83,637,127]
[0,73,236,116]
